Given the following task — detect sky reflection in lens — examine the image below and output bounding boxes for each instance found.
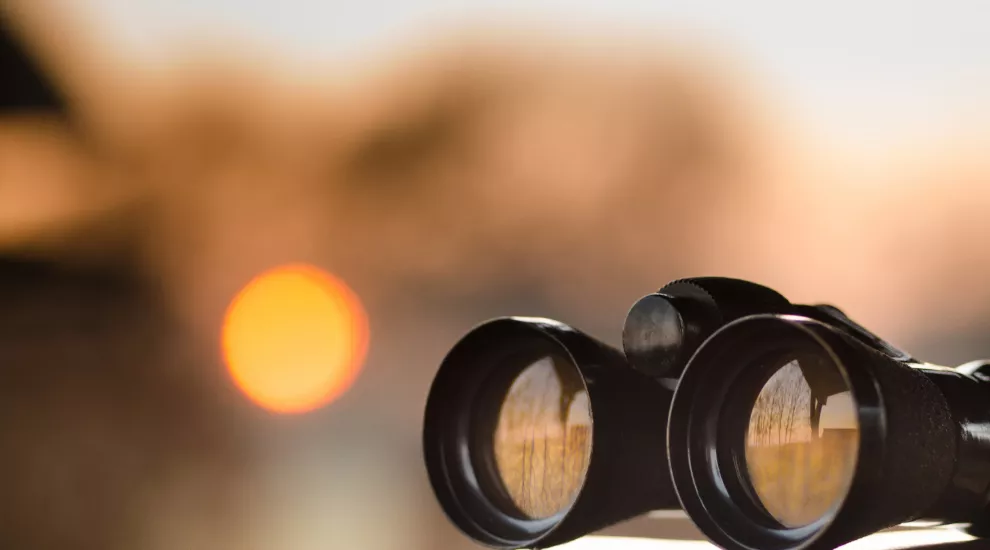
[492,355,591,519]
[745,357,859,528]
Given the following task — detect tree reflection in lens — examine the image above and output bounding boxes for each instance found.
[492,355,592,519]
[744,357,859,528]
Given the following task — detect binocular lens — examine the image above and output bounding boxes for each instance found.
[743,353,860,528]
[424,317,679,549]
[668,313,990,550]
[478,352,592,519]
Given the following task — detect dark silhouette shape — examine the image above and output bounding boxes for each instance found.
[0,16,66,113]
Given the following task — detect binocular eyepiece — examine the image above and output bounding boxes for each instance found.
[423,277,990,550]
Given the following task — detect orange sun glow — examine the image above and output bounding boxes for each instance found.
[221,264,369,414]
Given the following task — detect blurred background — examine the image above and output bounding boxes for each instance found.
[0,1,987,548]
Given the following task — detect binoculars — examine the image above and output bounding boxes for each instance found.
[422,277,990,550]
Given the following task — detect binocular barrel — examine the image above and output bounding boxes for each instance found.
[422,317,679,548]
[423,277,990,550]
[668,313,990,550]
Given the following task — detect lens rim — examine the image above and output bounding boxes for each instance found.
[423,317,596,548]
[667,314,885,550]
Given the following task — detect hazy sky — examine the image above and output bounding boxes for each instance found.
[53,1,990,144]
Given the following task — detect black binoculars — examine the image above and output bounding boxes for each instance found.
[422,277,990,550]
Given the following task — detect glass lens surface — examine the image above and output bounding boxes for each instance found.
[744,353,859,528]
[489,354,592,519]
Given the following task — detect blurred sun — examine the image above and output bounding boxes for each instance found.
[222,264,369,414]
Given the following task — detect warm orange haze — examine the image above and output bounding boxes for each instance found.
[0,1,986,549]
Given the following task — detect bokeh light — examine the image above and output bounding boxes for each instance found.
[221,264,369,414]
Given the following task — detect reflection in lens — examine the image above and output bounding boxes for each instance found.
[490,355,592,519]
[744,355,859,528]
